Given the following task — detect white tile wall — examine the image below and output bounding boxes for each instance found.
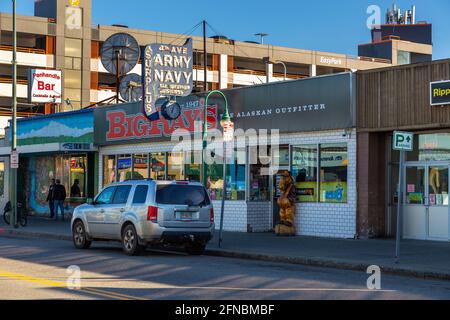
[98,128,357,238]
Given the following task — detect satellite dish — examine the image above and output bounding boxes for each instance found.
[119,73,142,102]
[100,33,140,75]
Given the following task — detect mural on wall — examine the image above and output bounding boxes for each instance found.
[17,110,93,146]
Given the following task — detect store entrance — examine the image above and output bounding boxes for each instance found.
[403,162,450,241]
[272,168,290,228]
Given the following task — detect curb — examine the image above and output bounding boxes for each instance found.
[205,249,450,281]
[2,228,450,282]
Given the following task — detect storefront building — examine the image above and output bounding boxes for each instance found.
[94,73,357,238]
[0,109,98,216]
[357,58,450,241]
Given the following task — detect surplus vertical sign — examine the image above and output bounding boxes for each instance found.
[142,38,193,119]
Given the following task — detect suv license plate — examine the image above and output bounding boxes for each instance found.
[176,212,199,221]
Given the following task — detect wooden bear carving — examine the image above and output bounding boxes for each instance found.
[275,171,297,236]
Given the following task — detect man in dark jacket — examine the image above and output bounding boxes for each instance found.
[53,179,66,221]
[46,179,56,219]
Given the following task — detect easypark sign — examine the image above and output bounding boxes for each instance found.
[430,80,450,106]
[28,69,62,104]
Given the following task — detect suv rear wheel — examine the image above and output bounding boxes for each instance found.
[185,242,206,255]
[72,221,92,249]
[122,224,145,256]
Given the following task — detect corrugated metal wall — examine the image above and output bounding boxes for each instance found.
[357,59,450,131]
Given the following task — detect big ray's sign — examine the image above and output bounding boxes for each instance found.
[95,98,218,145]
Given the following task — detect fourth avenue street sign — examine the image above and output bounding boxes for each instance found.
[393,131,414,151]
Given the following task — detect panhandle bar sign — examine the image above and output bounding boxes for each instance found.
[28,69,62,104]
[430,80,450,106]
[142,38,193,118]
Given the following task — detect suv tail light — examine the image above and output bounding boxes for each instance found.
[147,206,158,222]
[210,207,214,223]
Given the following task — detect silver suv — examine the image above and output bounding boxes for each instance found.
[71,180,214,256]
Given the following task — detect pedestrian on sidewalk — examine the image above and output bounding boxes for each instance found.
[46,179,56,219]
[53,179,66,221]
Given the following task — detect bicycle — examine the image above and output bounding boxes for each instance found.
[3,201,27,227]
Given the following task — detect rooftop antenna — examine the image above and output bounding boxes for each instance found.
[119,73,142,103]
[255,33,269,45]
[100,33,140,104]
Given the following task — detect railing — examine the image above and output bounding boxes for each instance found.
[0,45,46,55]
[0,77,28,85]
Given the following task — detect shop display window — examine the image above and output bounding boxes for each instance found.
[319,144,348,203]
[292,145,318,202]
[103,155,116,186]
[249,146,271,201]
[132,154,149,180]
[150,153,166,181]
[167,152,185,180]
[117,154,132,182]
[55,155,87,199]
[185,151,201,182]
[207,160,246,201]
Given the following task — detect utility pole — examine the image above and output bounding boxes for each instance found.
[202,20,208,92]
[10,0,18,228]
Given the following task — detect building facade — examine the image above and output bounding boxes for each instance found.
[94,73,357,238]
[357,58,450,241]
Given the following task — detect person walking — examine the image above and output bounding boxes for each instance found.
[53,179,66,221]
[46,179,56,219]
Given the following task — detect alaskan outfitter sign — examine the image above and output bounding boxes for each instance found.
[95,72,355,146]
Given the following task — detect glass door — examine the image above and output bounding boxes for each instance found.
[403,165,427,240]
[427,165,449,240]
[403,163,450,241]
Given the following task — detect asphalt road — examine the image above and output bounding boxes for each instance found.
[1,236,450,300]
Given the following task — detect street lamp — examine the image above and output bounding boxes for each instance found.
[202,90,229,186]
[263,57,287,81]
[202,90,232,248]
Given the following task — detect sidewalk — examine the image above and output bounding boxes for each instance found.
[1,217,450,280]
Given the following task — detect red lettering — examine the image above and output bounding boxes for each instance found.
[38,81,44,90]
[125,116,134,137]
[133,115,148,137]
[106,111,126,139]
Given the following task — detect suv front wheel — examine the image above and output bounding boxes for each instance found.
[122,224,145,256]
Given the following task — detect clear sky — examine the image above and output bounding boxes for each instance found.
[1,0,449,59]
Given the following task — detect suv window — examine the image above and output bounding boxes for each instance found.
[156,185,210,206]
[96,187,116,205]
[132,185,149,204]
[112,185,132,204]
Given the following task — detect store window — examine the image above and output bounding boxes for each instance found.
[103,155,116,187]
[292,145,318,202]
[150,153,166,181]
[320,144,348,203]
[55,155,87,199]
[132,154,149,180]
[0,161,4,197]
[249,146,271,201]
[117,154,132,182]
[185,151,201,182]
[167,152,184,180]
[207,160,246,201]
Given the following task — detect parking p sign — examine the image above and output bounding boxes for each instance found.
[393,131,414,151]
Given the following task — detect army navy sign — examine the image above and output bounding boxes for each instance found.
[142,38,193,118]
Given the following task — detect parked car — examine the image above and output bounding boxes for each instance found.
[71,180,214,256]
